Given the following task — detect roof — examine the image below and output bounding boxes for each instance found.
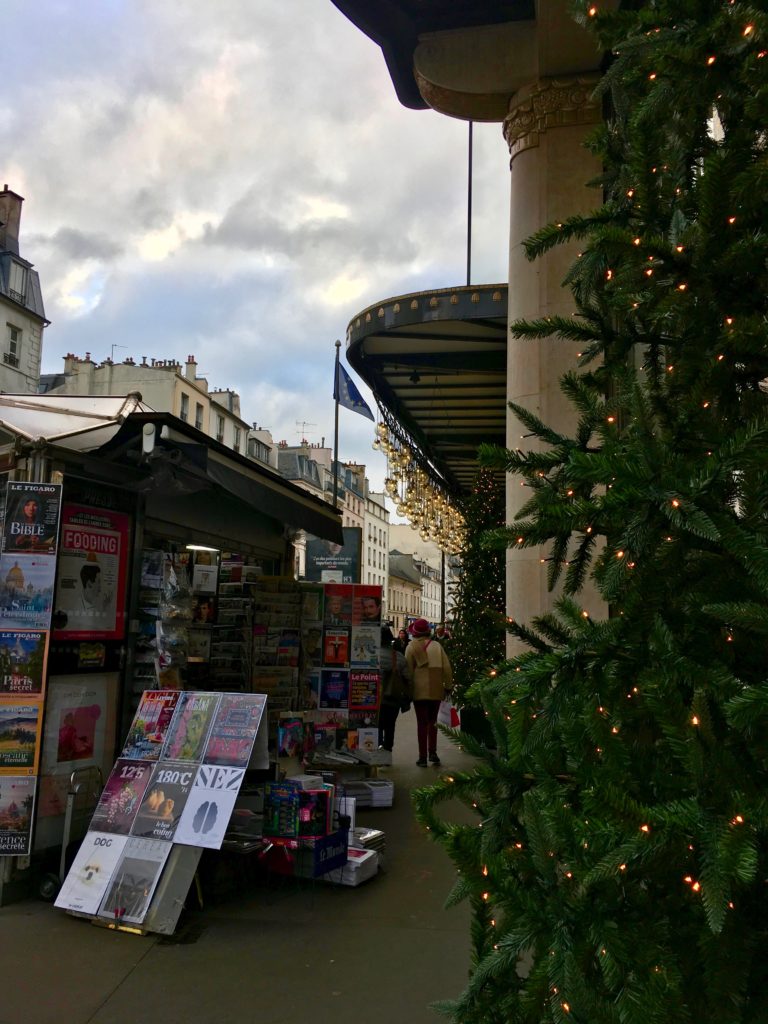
[389,551,422,586]
[0,397,343,544]
[345,283,507,495]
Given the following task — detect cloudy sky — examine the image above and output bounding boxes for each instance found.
[4,0,510,492]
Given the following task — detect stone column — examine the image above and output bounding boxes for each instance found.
[503,76,607,637]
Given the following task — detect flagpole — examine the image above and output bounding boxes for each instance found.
[333,339,341,509]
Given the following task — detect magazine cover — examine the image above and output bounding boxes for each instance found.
[278,715,305,757]
[130,761,196,841]
[301,584,324,621]
[97,837,171,925]
[352,585,383,625]
[0,775,36,854]
[0,554,56,630]
[54,831,128,915]
[262,781,301,838]
[349,670,380,711]
[174,764,246,850]
[350,626,378,669]
[319,669,350,709]
[53,504,129,640]
[276,629,300,667]
[0,702,42,773]
[2,482,61,556]
[203,693,267,767]
[160,691,220,762]
[89,759,153,834]
[323,630,349,667]
[323,584,353,626]
[0,630,48,696]
[120,690,181,761]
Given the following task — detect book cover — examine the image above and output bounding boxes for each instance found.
[97,837,171,925]
[160,691,220,762]
[55,831,128,915]
[90,759,153,834]
[0,701,42,773]
[0,775,36,854]
[357,727,379,754]
[203,693,267,767]
[130,760,196,841]
[0,630,48,696]
[120,690,180,761]
[350,625,379,668]
[174,764,246,850]
[0,554,55,629]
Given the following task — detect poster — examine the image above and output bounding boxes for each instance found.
[160,691,220,762]
[203,693,267,767]
[0,775,36,854]
[130,761,196,842]
[54,832,128,915]
[0,554,56,629]
[319,669,350,709]
[174,765,246,850]
[53,504,130,640]
[0,702,42,773]
[0,630,48,695]
[304,527,362,584]
[2,482,61,556]
[120,690,181,761]
[89,759,153,835]
[349,670,380,711]
[97,837,170,925]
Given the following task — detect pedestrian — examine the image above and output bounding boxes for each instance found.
[405,617,453,766]
[393,626,409,653]
[378,625,411,752]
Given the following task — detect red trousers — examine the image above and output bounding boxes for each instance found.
[414,699,440,758]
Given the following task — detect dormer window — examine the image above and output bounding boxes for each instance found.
[8,262,27,305]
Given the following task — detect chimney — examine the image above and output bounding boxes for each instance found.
[185,355,197,381]
[0,186,23,255]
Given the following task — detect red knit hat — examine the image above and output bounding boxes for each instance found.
[409,618,430,637]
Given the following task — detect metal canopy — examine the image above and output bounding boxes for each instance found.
[345,283,507,495]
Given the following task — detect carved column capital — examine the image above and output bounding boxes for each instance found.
[503,75,602,163]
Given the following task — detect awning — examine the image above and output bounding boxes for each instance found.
[345,282,507,494]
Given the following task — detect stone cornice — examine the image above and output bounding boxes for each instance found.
[503,75,601,162]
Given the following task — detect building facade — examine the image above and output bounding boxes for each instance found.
[364,490,389,616]
[388,550,422,632]
[0,187,47,393]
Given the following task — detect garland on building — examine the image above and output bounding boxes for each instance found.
[448,469,505,711]
[414,2,768,1021]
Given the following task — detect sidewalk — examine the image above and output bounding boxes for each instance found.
[1,711,473,1024]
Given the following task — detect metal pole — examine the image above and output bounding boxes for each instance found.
[466,120,473,287]
[333,340,341,509]
[441,548,446,624]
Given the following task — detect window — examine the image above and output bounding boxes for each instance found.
[8,262,27,304]
[234,427,241,453]
[216,414,225,443]
[179,393,189,422]
[195,403,204,430]
[4,324,20,368]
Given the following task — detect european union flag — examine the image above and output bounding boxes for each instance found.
[334,362,375,421]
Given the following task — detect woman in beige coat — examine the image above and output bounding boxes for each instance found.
[405,618,453,766]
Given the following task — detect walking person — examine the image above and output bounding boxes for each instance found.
[393,627,409,654]
[378,625,411,752]
[405,617,453,766]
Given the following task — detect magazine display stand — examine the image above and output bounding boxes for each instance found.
[54,689,268,936]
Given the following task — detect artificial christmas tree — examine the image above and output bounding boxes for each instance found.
[415,1,768,1021]
[447,469,505,742]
